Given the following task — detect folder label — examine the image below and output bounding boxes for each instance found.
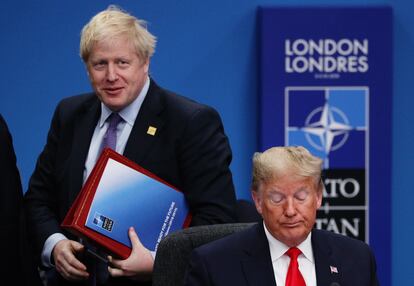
[92,212,114,232]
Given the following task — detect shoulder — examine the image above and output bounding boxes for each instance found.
[51,93,97,122]
[149,80,220,121]
[312,230,379,283]
[0,114,8,136]
[56,93,97,113]
[314,229,366,245]
[313,229,373,255]
[0,114,6,128]
[0,114,12,151]
[193,223,262,258]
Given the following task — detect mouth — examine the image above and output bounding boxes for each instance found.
[103,87,124,95]
[282,222,302,228]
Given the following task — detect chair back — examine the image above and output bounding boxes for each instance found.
[152,223,256,286]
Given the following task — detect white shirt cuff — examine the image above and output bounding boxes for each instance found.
[41,233,68,267]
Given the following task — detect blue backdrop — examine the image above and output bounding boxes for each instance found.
[1,0,412,284]
[259,7,392,285]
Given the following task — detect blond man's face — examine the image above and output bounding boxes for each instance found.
[87,34,148,111]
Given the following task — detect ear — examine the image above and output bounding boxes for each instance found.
[85,63,92,79]
[316,188,323,209]
[251,190,263,215]
[142,57,150,73]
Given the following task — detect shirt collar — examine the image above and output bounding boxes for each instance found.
[263,221,314,263]
[98,76,150,128]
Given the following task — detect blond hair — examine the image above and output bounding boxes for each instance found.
[80,5,156,62]
[251,146,323,192]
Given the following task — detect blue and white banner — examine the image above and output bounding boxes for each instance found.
[259,7,392,285]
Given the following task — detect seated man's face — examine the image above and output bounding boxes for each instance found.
[253,175,322,246]
[86,34,149,112]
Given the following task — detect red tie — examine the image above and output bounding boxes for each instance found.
[285,247,306,286]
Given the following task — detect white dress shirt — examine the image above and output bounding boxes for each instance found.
[263,222,317,286]
[41,77,150,267]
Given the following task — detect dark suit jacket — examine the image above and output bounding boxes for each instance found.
[24,80,236,285]
[0,115,42,285]
[184,223,379,286]
[0,114,24,283]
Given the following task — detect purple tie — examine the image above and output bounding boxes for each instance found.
[102,113,123,151]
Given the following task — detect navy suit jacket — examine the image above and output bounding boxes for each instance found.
[185,223,379,286]
[24,80,236,284]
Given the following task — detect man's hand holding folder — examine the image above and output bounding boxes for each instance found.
[52,239,89,281]
[61,148,191,266]
[108,227,153,281]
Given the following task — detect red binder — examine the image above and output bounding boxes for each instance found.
[61,148,192,259]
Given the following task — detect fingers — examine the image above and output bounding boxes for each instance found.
[108,263,126,277]
[109,228,143,269]
[53,239,89,281]
[107,255,121,269]
[128,227,141,250]
[71,240,85,253]
[56,258,89,281]
[67,242,88,271]
[108,257,153,281]
[107,255,130,278]
[107,229,154,280]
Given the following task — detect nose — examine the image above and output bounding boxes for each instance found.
[106,63,118,82]
[284,198,297,217]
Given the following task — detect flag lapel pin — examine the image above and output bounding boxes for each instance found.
[330,265,339,274]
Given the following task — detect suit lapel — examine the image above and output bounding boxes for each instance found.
[67,98,100,205]
[124,80,165,163]
[241,224,277,286]
[312,229,343,286]
[66,82,166,205]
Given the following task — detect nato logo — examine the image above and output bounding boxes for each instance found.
[285,87,368,169]
[92,212,114,232]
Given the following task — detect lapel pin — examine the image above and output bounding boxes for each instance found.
[147,126,157,136]
[330,265,339,274]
